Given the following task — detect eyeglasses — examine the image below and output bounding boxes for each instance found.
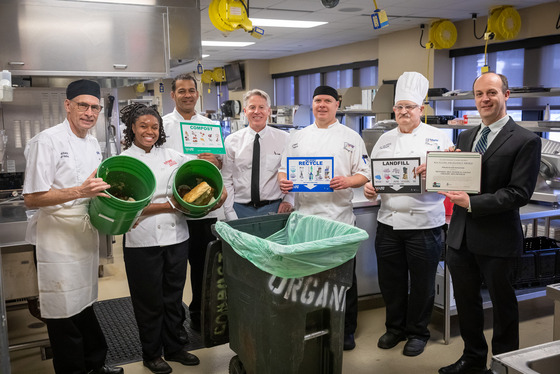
[71,100,103,114]
[393,104,419,112]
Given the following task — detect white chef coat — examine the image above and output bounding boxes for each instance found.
[23,120,103,208]
[371,122,454,230]
[122,144,190,247]
[222,125,295,220]
[23,119,103,318]
[279,121,370,225]
[163,109,224,220]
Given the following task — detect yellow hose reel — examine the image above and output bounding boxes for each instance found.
[201,70,214,84]
[428,20,457,49]
[201,68,226,84]
[209,0,264,38]
[212,68,226,83]
[488,5,521,40]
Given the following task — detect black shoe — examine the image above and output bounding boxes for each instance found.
[377,331,406,349]
[438,358,487,374]
[165,347,200,366]
[403,338,427,356]
[343,333,356,351]
[88,366,124,374]
[143,357,172,374]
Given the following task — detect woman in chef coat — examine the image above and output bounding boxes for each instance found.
[120,103,201,373]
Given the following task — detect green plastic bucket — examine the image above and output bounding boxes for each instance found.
[173,159,223,218]
[89,155,156,235]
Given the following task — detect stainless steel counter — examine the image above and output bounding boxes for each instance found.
[0,199,114,373]
[0,200,28,247]
[352,186,381,297]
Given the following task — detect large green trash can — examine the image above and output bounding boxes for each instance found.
[212,212,367,374]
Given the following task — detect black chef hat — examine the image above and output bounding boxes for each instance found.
[313,85,339,101]
[66,79,100,100]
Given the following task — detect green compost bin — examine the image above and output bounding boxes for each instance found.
[173,159,223,218]
[89,155,156,235]
[213,212,368,374]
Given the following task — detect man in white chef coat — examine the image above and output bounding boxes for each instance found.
[278,85,370,351]
[162,73,223,335]
[364,72,453,357]
[221,89,293,219]
[23,79,123,374]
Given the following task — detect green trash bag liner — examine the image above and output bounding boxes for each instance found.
[214,212,369,278]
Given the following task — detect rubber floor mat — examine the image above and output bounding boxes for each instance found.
[94,297,204,366]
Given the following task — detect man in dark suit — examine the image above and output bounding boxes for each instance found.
[438,72,542,374]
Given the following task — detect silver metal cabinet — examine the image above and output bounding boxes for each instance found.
[354,204,380,296]
[0,0,201,77]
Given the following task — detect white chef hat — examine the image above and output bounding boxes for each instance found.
[394,72,429,106]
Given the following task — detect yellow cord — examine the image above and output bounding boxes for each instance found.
[425,47,430,123]
[373,0,378,10]
[484,36,489,66]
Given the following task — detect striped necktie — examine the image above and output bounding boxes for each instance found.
[474,127,491,154]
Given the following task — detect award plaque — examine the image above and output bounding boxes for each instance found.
[425,152,481,193]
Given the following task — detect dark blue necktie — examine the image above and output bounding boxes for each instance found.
[474,127,491,154]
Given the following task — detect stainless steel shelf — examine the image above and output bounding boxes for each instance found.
[428,89,560,101]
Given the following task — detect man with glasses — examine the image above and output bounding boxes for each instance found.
[278,85,370,351]
[23,79,123,374]
[364,72,453,357]
[221,89,293,219]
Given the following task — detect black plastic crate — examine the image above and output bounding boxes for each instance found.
[514,252,537,286]
[536,249,557,280]
[523,236,560,252]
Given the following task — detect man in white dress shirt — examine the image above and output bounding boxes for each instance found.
[162,73,223,334]
[222,89,293,219]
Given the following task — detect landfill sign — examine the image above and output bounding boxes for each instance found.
[287,157,334,192]
[180,122,225,154]
[371,157,422,193]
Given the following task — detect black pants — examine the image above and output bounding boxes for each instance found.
[447,244,519,364]
[44,305,108,374]
[123,240,189,360]
[375,222,442,340]
[186,218,218,326]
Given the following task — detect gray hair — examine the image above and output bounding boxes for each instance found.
[243,89,271,108]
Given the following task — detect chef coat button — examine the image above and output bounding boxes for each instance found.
[157,225,161,229]
[171,223,175,227]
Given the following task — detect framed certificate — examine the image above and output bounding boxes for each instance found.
[371,157,422,193]
[287,157,334,192]
[180,122,225,154]
[425,152,481,193]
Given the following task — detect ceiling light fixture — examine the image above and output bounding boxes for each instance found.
[202,41,255,47]
[249,18,327,28]
[202,54,210,58]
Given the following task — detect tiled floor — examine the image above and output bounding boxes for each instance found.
[6,241,556,374]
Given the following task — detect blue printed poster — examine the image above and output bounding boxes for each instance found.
[287,157,334,192]
[180,122,225,154]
